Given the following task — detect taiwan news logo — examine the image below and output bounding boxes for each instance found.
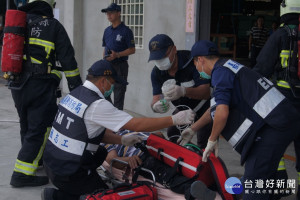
[225,177,243,194]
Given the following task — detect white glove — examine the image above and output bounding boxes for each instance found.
[121,134,144,146]
[163,85,186,101]
[177,127,196,146]
[202,140,218,162]
[152,99,170,113]
[171,109,195,126]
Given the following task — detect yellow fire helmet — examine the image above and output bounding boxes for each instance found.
[280,0,300,17]
[28,0,56,8]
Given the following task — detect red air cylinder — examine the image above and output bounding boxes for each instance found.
[1,10,26,74]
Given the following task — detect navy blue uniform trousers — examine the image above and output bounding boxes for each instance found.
[280,88,300,173]
[243,122,299,200]
[109,60,128,110]
[45,165,108,200]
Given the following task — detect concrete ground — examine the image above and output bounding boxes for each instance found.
[0,77,298,200]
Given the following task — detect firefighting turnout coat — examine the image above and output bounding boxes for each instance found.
[10,5,82,90]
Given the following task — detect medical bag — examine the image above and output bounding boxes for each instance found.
[82,181,158,200]
[144,134,237,200]
[1,10,26,77]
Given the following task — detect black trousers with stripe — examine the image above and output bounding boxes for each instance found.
[11,78,57,173]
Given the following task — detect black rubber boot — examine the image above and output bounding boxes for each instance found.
[10,171,49,187]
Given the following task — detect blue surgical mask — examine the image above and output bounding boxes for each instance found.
[199,71,211,79]
[104,79,114,97]
[199,65,211,79]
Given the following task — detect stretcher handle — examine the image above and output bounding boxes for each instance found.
[110,158,156,185]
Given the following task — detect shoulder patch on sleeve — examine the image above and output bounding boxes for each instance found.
[223,59,244,74]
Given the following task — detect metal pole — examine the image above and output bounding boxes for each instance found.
[6,0,10,10]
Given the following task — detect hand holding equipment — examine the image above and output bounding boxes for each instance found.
[171,109,195,126]
[121,135,144,146]
[177,127,196,146]
[152,99,170,113]
[163,85,186,101]
[202,140,218,162]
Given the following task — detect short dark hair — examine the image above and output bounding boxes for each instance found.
[86,74,103,83]
[204,55,219,60]
[257,15,264,20]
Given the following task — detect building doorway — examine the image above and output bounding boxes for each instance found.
[204,0,281,64]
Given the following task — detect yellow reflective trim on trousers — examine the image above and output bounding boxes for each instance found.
[14,159,37,175]
[280,50,291,68]
[51,69,62,79]
[277,80,291,89]
[298,172,300,184]
[13,127,51,175]
[33,127,51,167]
[64,68,80,77]
[29,38,55,60]
[277,157,286,171]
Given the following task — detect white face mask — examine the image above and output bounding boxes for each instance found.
[153,47,175,71]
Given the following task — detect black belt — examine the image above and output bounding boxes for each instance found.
[111,59,127,64]
[23,62,50,75]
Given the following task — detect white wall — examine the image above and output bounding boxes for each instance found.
[55,0,84,94]
[125,0,187,117]
[58,0,192,117]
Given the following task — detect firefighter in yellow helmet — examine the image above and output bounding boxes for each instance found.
[253,0,300,198]
[9,0,82,187]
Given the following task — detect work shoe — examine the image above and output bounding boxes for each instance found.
[190,180,216,200]
[41,188,56,200]
[10,171,49,187]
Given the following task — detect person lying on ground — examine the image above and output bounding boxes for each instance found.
[102,129,221,200]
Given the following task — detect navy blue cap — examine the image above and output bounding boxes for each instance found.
[148,34,174,62]
[191,40,219,57]
[101,3,121,13]
[88,60,128,85]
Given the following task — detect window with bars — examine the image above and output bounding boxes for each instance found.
[112,0,144,49]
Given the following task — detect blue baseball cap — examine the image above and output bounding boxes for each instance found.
[191,40,219,57]
[148,34,174,62]
[101,3,121,13]
[88,60,128,85]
